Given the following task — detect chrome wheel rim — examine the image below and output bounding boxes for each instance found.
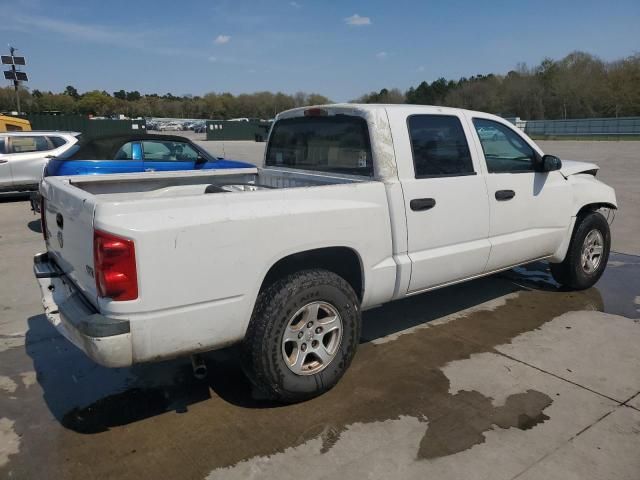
[281,301,343,376]
[581,229,604,274]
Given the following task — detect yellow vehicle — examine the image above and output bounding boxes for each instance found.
[0,115,32,132]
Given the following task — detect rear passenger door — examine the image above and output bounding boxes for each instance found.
[142,140,199,172]
[387,111,491,292]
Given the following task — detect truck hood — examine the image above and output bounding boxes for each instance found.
[559,159,599,178]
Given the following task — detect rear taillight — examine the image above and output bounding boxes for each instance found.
[40,197,47,240]
[93,230,138,301]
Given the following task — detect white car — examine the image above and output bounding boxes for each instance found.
[34,104,616,402]
[476,125,503,140]
[0,131,80,192]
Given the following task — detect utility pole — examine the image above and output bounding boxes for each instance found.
[2,46,28,114]
[11,46,20,113]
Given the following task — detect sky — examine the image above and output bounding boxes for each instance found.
[1,0,639,101]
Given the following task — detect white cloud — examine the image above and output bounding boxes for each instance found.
[418,65,425,72]
[214,34,231,45]
[376,51,388,60]
[344,14,371,26]
[289,1,301,7]
[208,56,218,62]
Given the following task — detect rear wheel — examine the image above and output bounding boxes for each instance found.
[242,269,361,403]
[550,211,611,290]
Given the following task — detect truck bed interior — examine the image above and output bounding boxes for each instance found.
[69,168,368,200]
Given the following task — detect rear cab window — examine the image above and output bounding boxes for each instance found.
[407,115,474,178]
[266,115,373,176]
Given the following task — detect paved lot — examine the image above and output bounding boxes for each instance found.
[1,141,639,479]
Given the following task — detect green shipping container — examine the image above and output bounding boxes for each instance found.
[206,120,271,142]
[25,115,147,140]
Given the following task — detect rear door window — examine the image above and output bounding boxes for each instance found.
[48,136,68,148]
[114,142,133,160]
[266,115,373,176]
[407,115,474,178]
[9,136,53,153]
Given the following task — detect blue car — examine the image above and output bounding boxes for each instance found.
[45,134,254,177]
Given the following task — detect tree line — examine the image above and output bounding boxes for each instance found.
[355,51,640,119]
[0,87,331,120]
[1,51,638,120]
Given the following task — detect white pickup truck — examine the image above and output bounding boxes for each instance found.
[34,104,617,402]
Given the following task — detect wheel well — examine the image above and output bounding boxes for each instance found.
[576,202,617,219]
[260,247,364,300]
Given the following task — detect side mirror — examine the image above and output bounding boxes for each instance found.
[542,154,562,172]
[195,154,207,165]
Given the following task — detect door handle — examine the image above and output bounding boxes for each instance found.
[410,198,436,211]
[0,159,8,164]
[495,190,516,201]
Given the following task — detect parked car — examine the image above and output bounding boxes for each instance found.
[44,133,254,177]
[476,125,504,141]
[156,123,177,131]
[34,104,616,403]
[0,131,79,192]
[0,115,32,132]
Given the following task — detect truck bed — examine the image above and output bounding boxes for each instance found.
[39,165,395,365]
[69,167,367,201]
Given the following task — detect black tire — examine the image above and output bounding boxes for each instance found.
[242,269,361,403]
[550,211,611,290]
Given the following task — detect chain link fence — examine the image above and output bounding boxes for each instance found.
[506,116,640,139]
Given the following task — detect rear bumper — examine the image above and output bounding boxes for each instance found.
[33,252,133,367]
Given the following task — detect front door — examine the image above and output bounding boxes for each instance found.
[388,111,492,293]
[142,140,198,172]
[470,117,572,271]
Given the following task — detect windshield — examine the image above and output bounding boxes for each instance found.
[266,115,373,176]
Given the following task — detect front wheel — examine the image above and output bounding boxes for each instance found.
[550,211,611,290]
[242,269,361,403]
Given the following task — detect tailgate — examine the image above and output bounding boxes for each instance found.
[41,178,98,307]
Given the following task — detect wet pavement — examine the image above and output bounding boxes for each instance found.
[1,193,640,479]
